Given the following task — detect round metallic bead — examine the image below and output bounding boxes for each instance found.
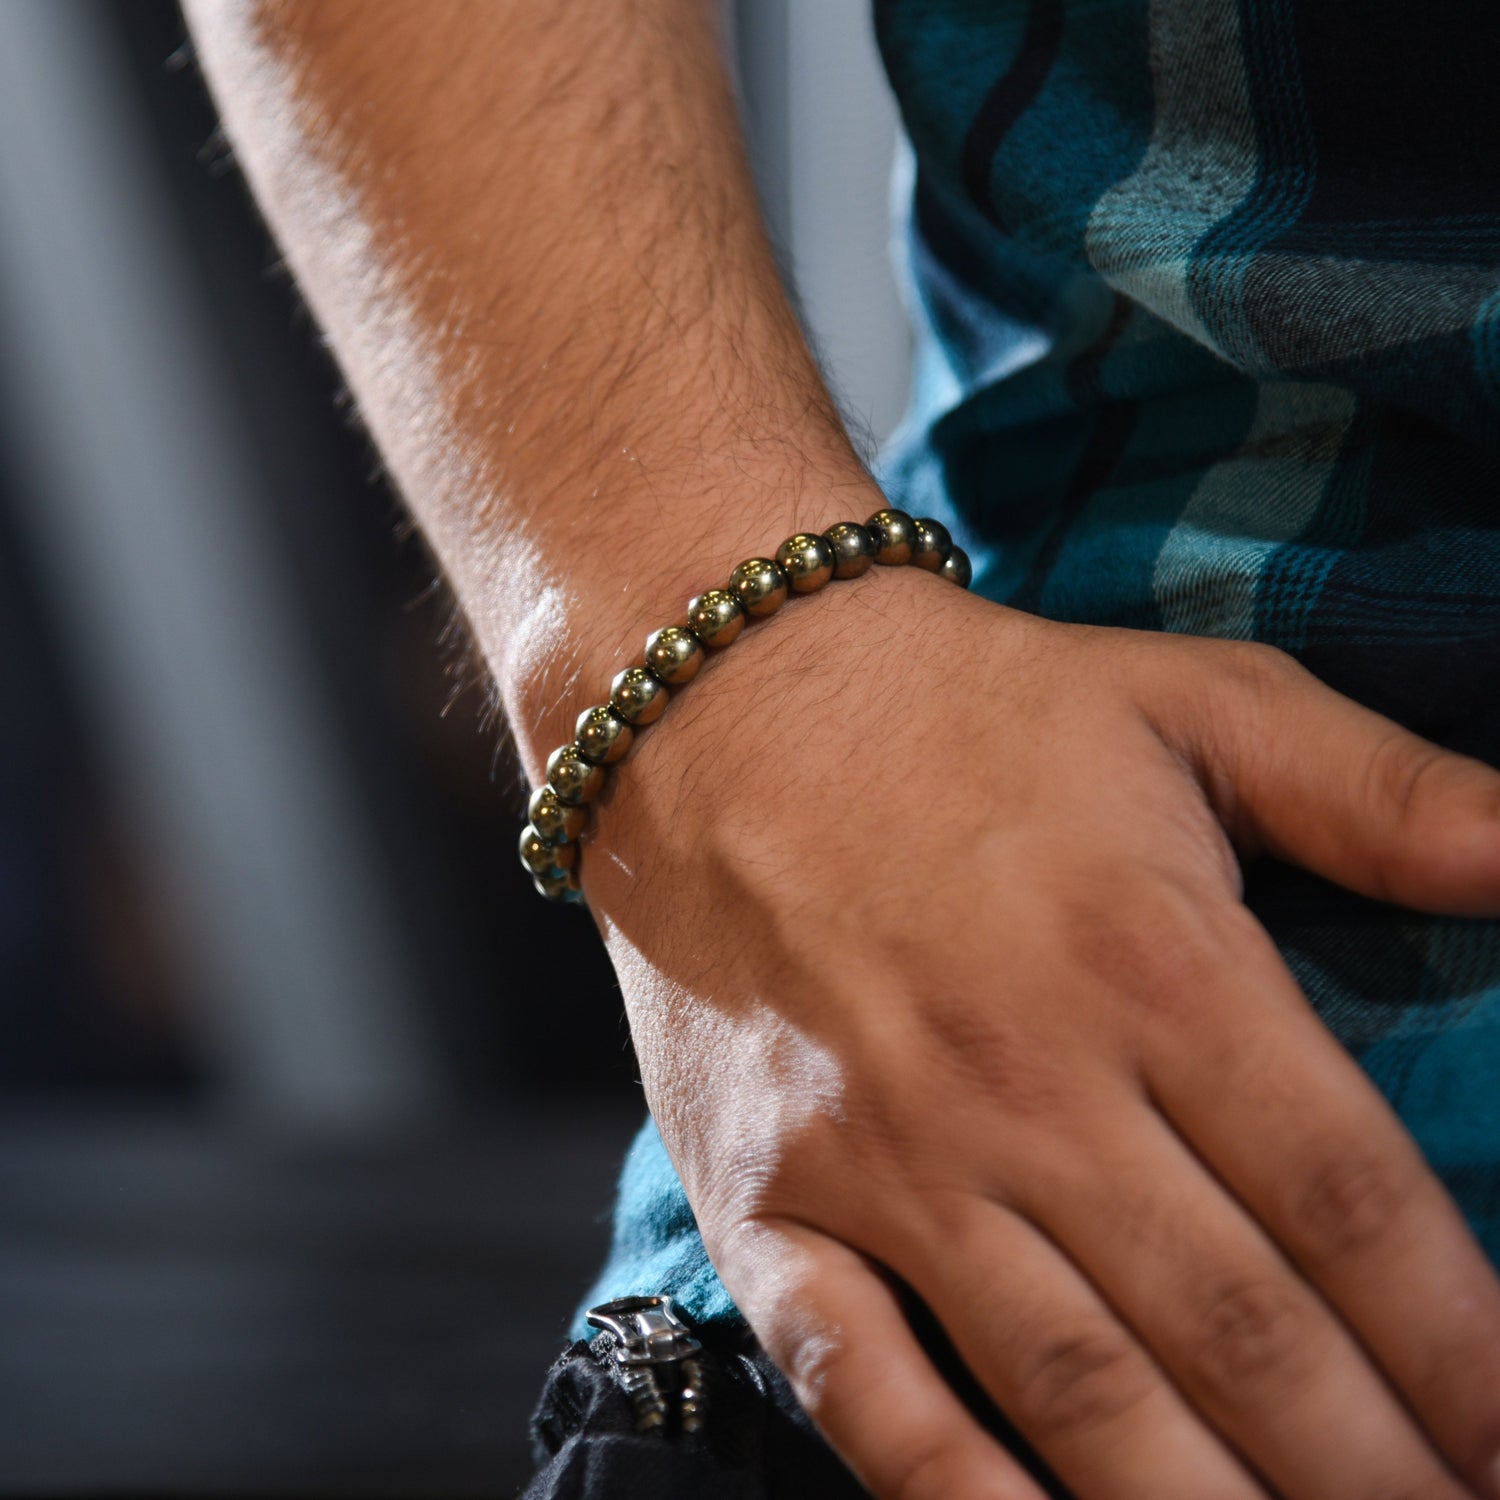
[610,665,669,726]
[519,822,578,878]
[575,703,633,765]
[941,545,973,588]
[866,507,918,565]
[532,866,583,903]
[727,557,789,617]
[528,783,588,843]
[910,516,953,573]
[823,521,877,579]
[546,742,606,805]
[774,532,836,593]
[644,624,706,686]
[685,588,745,649]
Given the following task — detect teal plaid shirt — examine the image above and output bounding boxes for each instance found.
[577,0,1500,1341]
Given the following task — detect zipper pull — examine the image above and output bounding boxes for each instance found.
[586,1293,709,1438]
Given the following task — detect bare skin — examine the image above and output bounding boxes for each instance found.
[184,2,1500,1496]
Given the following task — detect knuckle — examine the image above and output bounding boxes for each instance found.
[1187,1276,1326,1396]
[1144,639,1308,786]
[1060,877,1228,1007]
[778,1327,848,1421]
[1287,1147,1417,1267]
[1218,639,1306,697]
[1364,731,1447,830]
[914,993,1077,1123]
[892,1440,977,1500]
[918,991,1016,1079]
[1011,1321,1156,1439]
[1358,734,1477,903]
[695,1149,794,1227]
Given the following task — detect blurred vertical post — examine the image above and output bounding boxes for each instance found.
[734,0,912,446]
[0,0,445,1128]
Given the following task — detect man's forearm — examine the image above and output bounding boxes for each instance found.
[184,0,882,779]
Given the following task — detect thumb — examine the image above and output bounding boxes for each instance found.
[1167,643,1500,915]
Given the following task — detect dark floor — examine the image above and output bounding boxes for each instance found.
[0,1106,642,1496]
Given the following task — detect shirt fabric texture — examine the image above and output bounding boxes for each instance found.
[573,0,1500,1343]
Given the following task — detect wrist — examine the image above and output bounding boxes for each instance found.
[507,495,987,914]
[580,550,987,922]
[494,462,889,784]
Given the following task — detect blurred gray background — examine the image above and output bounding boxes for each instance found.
[0,0,909,1494]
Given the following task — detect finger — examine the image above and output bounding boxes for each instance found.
[1143,914,1500,1498]
[720,1216,1048,1500]
[881,1190,1271,1500]
[1006,1101,1476,1500]
[1170,642,1500,914]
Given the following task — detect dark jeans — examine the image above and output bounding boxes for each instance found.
[521,1320,865,1498]
[521,1307,1078,1499]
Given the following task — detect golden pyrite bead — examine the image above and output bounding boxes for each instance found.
[519,823,577,878]
[941,545,973,588]
[910,516,953,572]
[728,557,789,617]
[546,742,606,805]
[644,624,706,685]
[532,866,583,903]
[575,704,633,765]
[610,665,669,725]
[685,588,745,648]
[528,784,588,843]
[774,532,836,593]
[866,507,918,565]
[823,521,877,578]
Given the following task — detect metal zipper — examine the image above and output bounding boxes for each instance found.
[585,1293,710,1439]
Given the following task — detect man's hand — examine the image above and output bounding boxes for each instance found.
[592,564,1500,1500]
[183,2,1500,1495]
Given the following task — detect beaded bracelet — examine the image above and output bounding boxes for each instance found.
[517,507,972,904]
